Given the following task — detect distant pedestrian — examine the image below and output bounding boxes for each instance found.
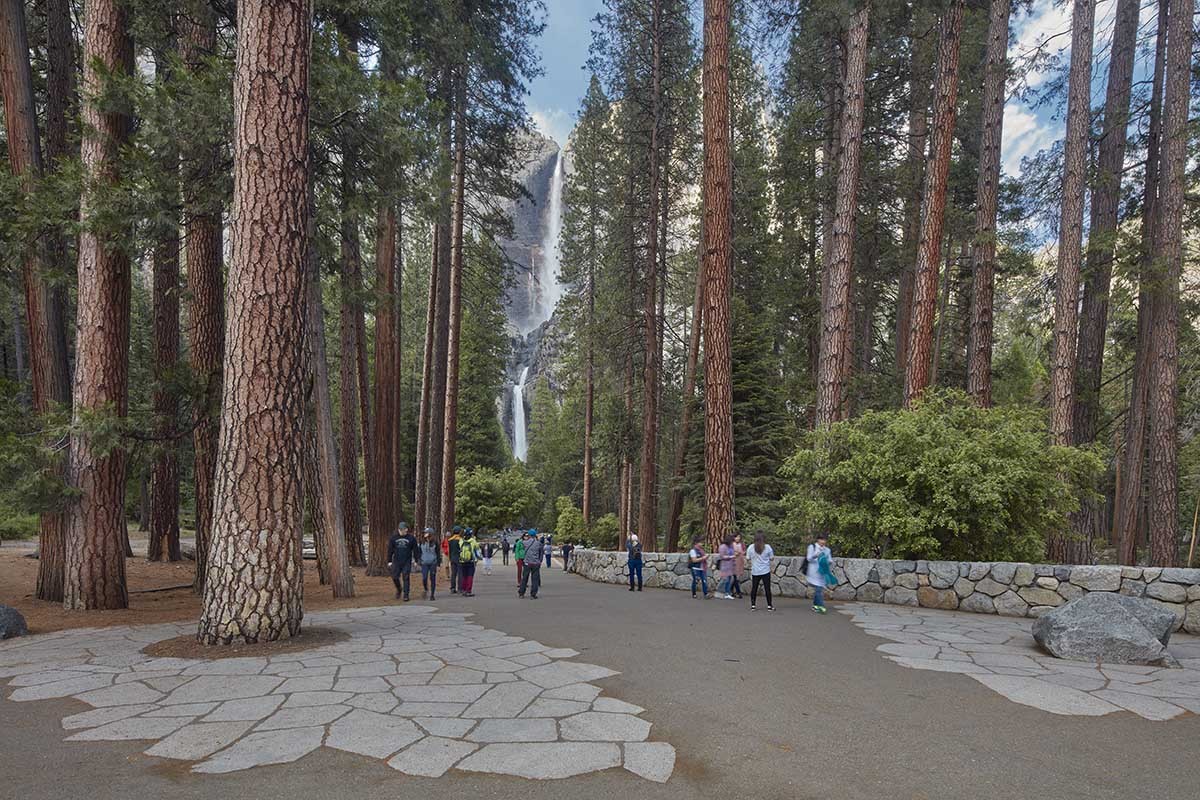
[501,534,511,566]
[447,527,463,594]
[688,537,709,599]
[544,534,553,568]
[483,540,495,575]
[806,534,837,614]
[387,522,418,601]
[419,529,441,600]
[459,529,480,597]
[519,530,543,599]
[731,533,746,599]
[626,534,644,592]
[717,535,738,599]
[561,541,574,570]
[514,532,527,587]
[747,532,774,611]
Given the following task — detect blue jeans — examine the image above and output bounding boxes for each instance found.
[691,567,708,596]
[722,575,734,595]
[628,560,643,589]
[813,585,825,608]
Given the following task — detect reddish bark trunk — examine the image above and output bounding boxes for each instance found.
[439,75,467,539]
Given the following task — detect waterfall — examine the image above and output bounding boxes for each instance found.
[512,366,530,461]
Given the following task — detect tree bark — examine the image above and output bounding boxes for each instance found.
[815,1,869,428]
[702,0,733,550]
[148,50,182,564]
[667,249,704,552]
[965,0,1011,407]
[370,204,400,556]
[413,225,439,532]
[439,73,467,540]
[1145,0,1192,567]
[197,0,312,644]
[180,2,224,594]
[62,0,134,611]
[582,228,596,526]
[903,0,964,407]
[1045,0,1096,563]
[1114,0,1168,566]
[0,0,72,601]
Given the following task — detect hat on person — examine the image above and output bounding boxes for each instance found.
[398,521,408,530]
[453,525,462,533]
[424,526,434,533]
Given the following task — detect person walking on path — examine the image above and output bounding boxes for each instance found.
[731,533,746,599]
[447,527,463,594]
[626,534,644,591]
[561,540,574,570]
[482,540,495,575]
[543,534,553,568]
[688,537,710,598]
[519,530,543,599]
[747,532,775,611]
[459,529,481,597]
[514,531,527,587]
[717,535,737,599]
[387,522,418,601]
[501,534,511,566]
[419,529,442,600]
[806,534,837,614]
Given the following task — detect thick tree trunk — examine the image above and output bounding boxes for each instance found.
[413,226,439,532]
[197,0,312,644]
[147,50,182,564]
[0,0,72,601]
[439,75,467,539]
[1114,0,1168,566]
[965,0,1012,407]
[815,2,869,428]
[667,251,704,552]
[1145,0,1193,567]
[1045,0,1096,563]
[62,0,134,611]
[638,0,663,545]
[338,224,366,567]
[702,0,733,550]
[180,3,224,594]
[903,0,964,407]
[370,204,400,556]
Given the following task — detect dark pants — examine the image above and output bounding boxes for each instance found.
[691,567,708,596]
[751,573,772,606]
[460,562,476,594]
[502,550,509,565]
[628,560,643,589]
[519,563,541,597]
[392,568,411,599]
[731,575,743,597]
[545,549,552,567]
[449,561,460,593]
[421,563,438,597]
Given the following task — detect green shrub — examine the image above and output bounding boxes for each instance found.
[454,465,543,530]
[780,391,1102,562]
[554,496,586,542]
[588,513,620,550]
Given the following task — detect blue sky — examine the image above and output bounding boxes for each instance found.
[526,0,1139,178]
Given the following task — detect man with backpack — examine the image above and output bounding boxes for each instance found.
[459,528,481,597]
[387,522,418,601]
[519,530,543,599]
[514,531,527,587]
[447,527,463,594]
[501,533,511,566]
[626,533,643,592]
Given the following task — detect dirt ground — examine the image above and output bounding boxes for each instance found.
[0,539,427,635]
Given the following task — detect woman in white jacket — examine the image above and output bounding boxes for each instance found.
[746,532,774,611]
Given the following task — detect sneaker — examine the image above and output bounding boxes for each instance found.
[750,604,757,611]
[816,605,827,614]
[403,595,410,602]
[429,595,436,601]
[637,586,642,591]
[723,594,733,600]
[629,586,634,592]
[767,605,775,611]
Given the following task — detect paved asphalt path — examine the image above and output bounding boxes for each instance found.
[3,562,1198,800]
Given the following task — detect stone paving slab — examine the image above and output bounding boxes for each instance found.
[1,606,673,780]
[841,603,1200,720]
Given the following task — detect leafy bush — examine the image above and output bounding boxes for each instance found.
[588,513,620,550]
[454,465,542,530]
[780,392,1102,562]
[554,496,585,542]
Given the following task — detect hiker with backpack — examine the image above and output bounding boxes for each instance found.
[419,528,441,600]
[459,529,481,597]
[688,537,710,599]
[501,534,511,566]
[447,527,463,594]
[519,530,543,599]
[806,533,837,614]
[561,540,574,570]
[626,534,644,592]
[747,531,775,611]
[387,522,418,601]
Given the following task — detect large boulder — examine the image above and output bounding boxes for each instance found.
[1032,593,1178,667]
[0,604,28,639]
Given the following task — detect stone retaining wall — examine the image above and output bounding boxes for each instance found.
[566,549,1200,634]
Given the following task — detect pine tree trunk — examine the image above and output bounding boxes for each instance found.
[1114,0,1167,566]
[965,0,1011,407]
[62,0,134,611]
[180,2,224,593]
[0,0,72,601]
[582,245,596,526]
[638,0,663,546]
[413,226,439,532]
[439,74,467,539]
[197,0,311,644]
[1145,0,1192,568]
[391,208,404,520]
[1045,0,1096,563]
[370,204,400,556]
[338,220,366,567]
[894,7,934,380]
[667,248,704,552]
[903,0,964,407]
[815,1,869,428]
[702,0,733,550]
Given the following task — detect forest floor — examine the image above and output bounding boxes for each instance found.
[3,554,1200,800]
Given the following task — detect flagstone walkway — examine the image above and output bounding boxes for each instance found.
[0,605,675,782]
[840,602,1200,719]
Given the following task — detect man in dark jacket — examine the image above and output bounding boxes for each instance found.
[387,522,418,601]
[501,534,511,566]
[519,530,543,599]
[448,526,463,594]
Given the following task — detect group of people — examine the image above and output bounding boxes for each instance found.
[626,531,838,612]
[386,523,577,603]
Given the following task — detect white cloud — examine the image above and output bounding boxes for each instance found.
[530,106,574,147]
[1001,101,1056,176]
